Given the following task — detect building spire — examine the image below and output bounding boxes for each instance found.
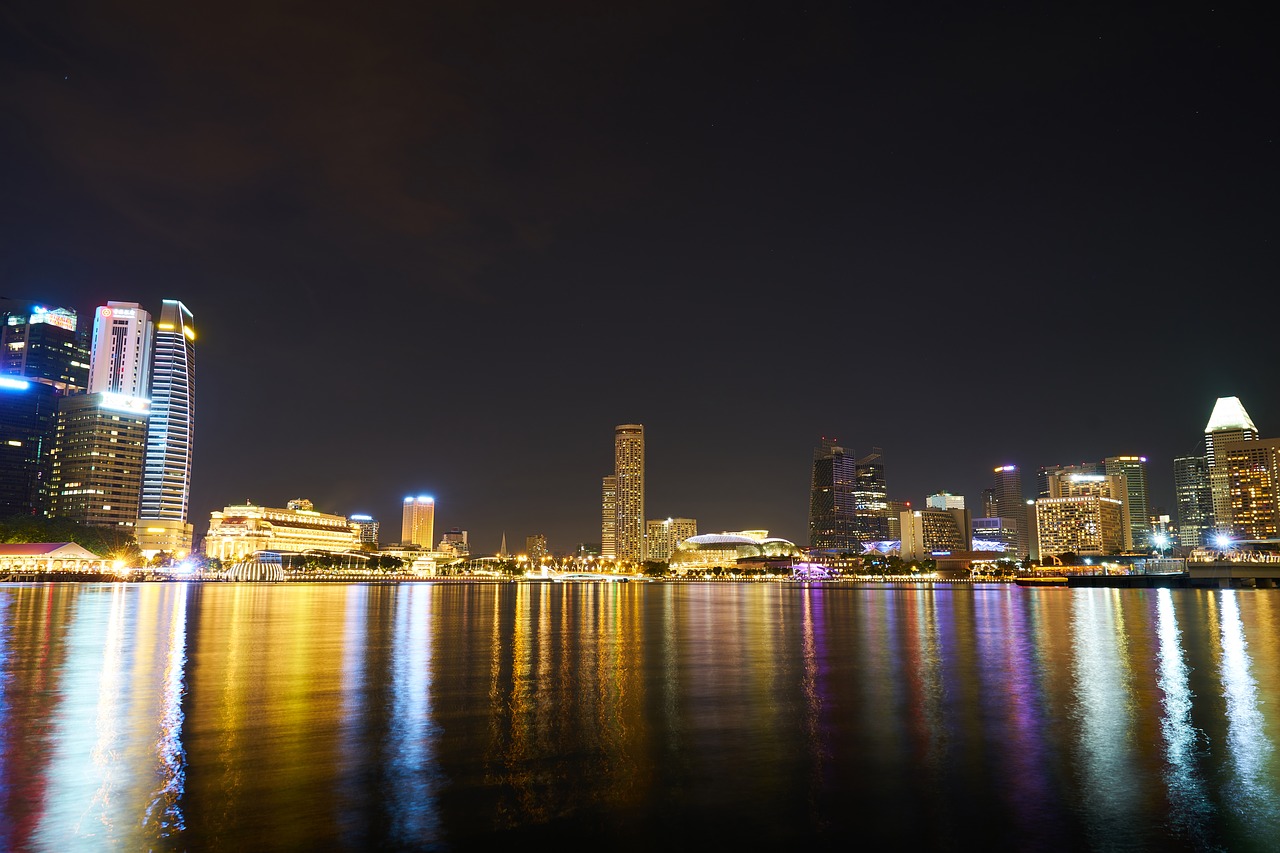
[499,532,508,558]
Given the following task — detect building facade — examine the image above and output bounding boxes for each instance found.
[401,496,435,548]
[854,450,890,543]
[613,424,646,562]
[525,533,548,565]
[49,392,151,529]
[1104,455,1150,551]
[926,491,965,510]
[2,305,89,393]
[1044,471,1132,551]
[1204,396,1258,535]
[1034,495,1126,557]
[601,475,617,558]
[87,302,153,397]
[645,517,697,562]
[990,464,1027,556]
[203,500,360,561]
[1173,453,1213,548]
[809,438,859,551]
[137,299,196,556]
[351,514,381,547]
[899,508,972,561]
[1220,437,1280,540]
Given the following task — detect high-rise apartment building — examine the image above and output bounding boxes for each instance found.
[87,302,153,397]
[613,424,646,562]
[401,495,435,548]
[49,392,151,529]
[601,475,617,558]
[645,517,697,562]
[1173,454,1213,548]
[810,438,859,552]
[137,300,196,556]
[1204,396,1258,535]
[1104,455,1150,551]
[1220,437,1280,540]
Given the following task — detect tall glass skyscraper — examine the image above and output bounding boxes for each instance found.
[1173,454,1212,547]
[138,300,196,555]
[613,424,646,563]
[810,438,860,552]
[87,301,153,397]
[1104,455,1151,550]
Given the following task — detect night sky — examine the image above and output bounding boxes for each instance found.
[2,2,1276,553]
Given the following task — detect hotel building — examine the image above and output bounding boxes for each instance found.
[1034,495,1126,558]
[899,507,971,561]
[601,475,617,558]
[137,300,196,556]
[646,517,697,562]
[401,496,436,548]
[613,424,646,562]
[1220,437,1280,540]
[203,498,360,561]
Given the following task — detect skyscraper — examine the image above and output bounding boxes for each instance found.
[351,514,381,547]
[613,424,646,562]
[0,304,89,517]
[1173,453,1213,548]
[1204,396,1258,535]
[810,438,859,552]
[401,495,435,548]
[1103,455,1150,551]
[87,301,154,397]
[1220,437,1280,540]
[601,475,617,558]
[853,449,890,543]
[138,300,196,556]
[49,392,151,529]
[645,517,697,562]
[989,464,1027,556]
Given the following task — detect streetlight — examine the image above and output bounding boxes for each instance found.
[1153,533,1169,558]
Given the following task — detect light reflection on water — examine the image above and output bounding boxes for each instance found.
[0,582,1277,851]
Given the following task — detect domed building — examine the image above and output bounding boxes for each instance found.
[669,531,803,572]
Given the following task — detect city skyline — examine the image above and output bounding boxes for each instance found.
[2,3,1275,551]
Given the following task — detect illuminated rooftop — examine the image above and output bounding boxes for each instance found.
[1205,396,1257,434]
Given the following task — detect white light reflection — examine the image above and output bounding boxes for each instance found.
[142,583,189,838]
[1071,590,1141,848]
[1217,591,1279,835]
[389,585,441,845]
[1154,589,1212,845]
[337,584,369,844]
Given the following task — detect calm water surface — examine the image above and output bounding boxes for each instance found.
[1,581,1277,851]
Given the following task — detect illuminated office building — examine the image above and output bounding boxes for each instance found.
[401,496,435,548]
[49,392,151,529]
[137,300,196,556]
[990,464,1027,556]
[203,500,360,561]
[645,517,697,562]
[350,514,380,547]
[1220,437,1280,540]
[1,305,91,517]
[2,305,90,392]
[1204,396,1258,535]
[601,475,617,558]
[613,424,646,562]
[1104,455,1150,551]
[810,438,859,551]
[437,528,468,556]
[1173,454,1213,547]
[87,301,153,397]
[854,449,890,543]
